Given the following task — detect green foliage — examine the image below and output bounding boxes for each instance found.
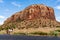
[14,32,26,35]
[5,26,10,30]
[30,32,48,35]
[11,24,16,29]
[56,26,60,28]
[49,31,58,36]
[55,30,60,32]
[9,23,16,29]
[0,27,3,31]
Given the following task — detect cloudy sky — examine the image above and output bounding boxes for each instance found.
[0,0,60,25]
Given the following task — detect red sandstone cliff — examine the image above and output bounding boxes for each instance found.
[4,4,56,24]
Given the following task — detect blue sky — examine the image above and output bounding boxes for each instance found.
[0,0,60,25]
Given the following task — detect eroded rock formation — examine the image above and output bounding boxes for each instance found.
[3,4,60,29]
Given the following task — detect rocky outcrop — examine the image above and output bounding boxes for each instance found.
[3,4,60,29]
[4,4,56,24]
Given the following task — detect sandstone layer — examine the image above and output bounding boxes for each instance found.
[3,4,60,29]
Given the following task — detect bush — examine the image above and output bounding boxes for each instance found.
[56,26,60,28]
[55,30,60,32]
[12,24,16,29]
[5,26,10,30]
[14,32,26,35]
[30,32,48,35]
[49,31,58,36]
[0,27,3,31]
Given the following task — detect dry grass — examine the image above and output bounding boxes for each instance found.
[0,30,6,34]
[0,27,60,35]
[12,27,60,34]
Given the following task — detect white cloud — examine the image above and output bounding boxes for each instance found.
[0,15,5,19]
[56,16,60,22]
[0,21,3,25]
[0,16,7,25]
[0,0,3,3]
[11,2,21,7]
[0,15,5,25]
[55,6,60,10]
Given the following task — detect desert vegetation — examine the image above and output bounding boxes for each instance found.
[13,30,60,36]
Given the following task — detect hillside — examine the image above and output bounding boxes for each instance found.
[0,4,60,35]
[3,4,60,28]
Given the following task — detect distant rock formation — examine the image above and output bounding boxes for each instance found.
[3,4,60,29]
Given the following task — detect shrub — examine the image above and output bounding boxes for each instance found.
[5,26,10,30]
[12,24,16,29]
[55,30,60,32]
[56,26,60,28]
[30,32,48,35]
[49,31,58,36]
[14,32,26,35]
[0,27,2,31]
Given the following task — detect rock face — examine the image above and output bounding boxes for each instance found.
[3,4,60,29]
[4,4,55,23]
